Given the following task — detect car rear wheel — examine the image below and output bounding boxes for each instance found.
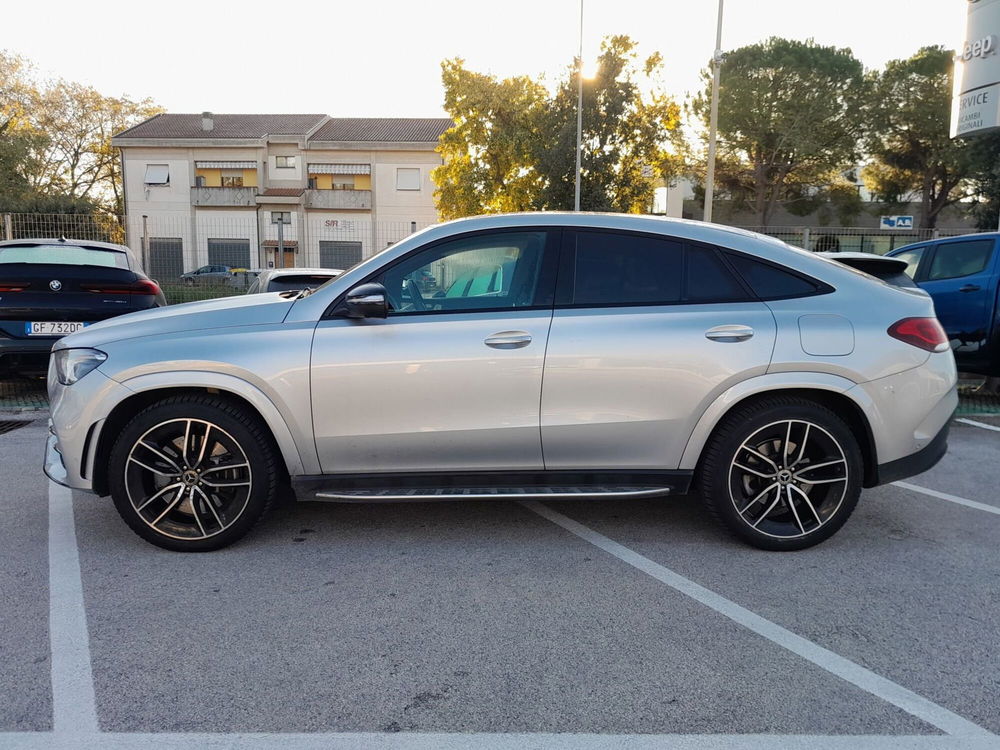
[108,394,280,551]
[697,396,863,551]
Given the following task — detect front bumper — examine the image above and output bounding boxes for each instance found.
[43,420,71,488]
[46,369,132,493]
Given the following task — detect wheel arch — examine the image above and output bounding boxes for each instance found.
[680,375,879,488]
[90,374,313,496]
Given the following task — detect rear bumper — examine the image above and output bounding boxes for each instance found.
[876,419,949,485]
[0,336,56,366]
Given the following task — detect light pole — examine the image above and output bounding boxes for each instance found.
[703,0,724,224]
[574,0,584,212]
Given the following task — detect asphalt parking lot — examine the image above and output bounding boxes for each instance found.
[2,407,1000,749]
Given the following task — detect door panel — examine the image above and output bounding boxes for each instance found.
[920,238,997,365]
[311,310,551,473]
[541,304,776,470]
[310,228,558,474]
[542,229,776,471]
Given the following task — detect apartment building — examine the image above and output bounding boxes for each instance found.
[112,113,451,278]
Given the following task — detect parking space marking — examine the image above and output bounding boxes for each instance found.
[892,481,1000,517]
[956,418,1000,433]
[521,501,993,739]
[7,732,1000,750]
[47,481,98,735]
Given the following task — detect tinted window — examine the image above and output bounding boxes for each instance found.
[926,240,994,281]
[685,245,751,302]
[892,247,924,279]
[0,244,128,269]
[563,233,751,306]
[726,253,822,299]
[570,232,683,305]
[379,231,548,314]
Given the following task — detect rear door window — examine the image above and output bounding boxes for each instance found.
[558,231,751,307]
[925,239,994,281]
[0,245,128,269]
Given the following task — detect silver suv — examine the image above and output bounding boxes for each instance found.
[45,214,957,552]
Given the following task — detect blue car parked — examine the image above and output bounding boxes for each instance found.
[888,234,1000,376]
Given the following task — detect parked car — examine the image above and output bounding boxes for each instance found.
[246,268,342,294]
[817,252,924,291]
[180,265,235,286]
[0,238,165,375]
[45,214,956,553]
[887,233,1000,376]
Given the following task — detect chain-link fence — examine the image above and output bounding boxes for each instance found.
[2,211,986,298]
[735,225,974,254]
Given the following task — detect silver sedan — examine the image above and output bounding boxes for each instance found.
[44,213,957,552]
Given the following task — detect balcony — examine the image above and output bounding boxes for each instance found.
[304,189,372,210]
[190,186,259,207]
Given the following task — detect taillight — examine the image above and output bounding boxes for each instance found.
[888,317,950,353]
[81,279,161,296]
[0,283,28,292]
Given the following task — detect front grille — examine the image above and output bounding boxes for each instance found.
[0,420,32,435]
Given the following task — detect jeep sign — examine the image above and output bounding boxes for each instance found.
[952,0,1000,137]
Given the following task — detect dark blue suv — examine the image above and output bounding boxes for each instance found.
[888,234,1000,376]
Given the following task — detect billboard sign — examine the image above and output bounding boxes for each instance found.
[879,216,915,230]
[952,0,1000,137]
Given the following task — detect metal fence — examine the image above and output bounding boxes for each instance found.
[734,225,974,254]
[1,212,985,284]
[1,212,434,283]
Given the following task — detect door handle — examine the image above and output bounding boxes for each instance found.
[959,284,981,292]
[485,331,532,349]
[705,325,754,342]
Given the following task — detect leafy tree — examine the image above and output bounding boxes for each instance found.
[535,36,682,212]
[966,131,1000,231]
[692,38,867,227]
[0,49,162,215]
[432,36,682,218]
[864,46,971,230]
[433,60,549,220]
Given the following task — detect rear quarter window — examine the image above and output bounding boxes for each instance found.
[725,253,826,300]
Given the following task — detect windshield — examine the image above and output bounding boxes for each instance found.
[0,244,129,269]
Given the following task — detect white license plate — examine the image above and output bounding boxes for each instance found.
[25,321,87,336]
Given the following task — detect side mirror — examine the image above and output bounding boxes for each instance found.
[339,282,388,319]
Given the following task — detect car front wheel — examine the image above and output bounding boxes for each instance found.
[108,394,280,551]
[697,396,863,551]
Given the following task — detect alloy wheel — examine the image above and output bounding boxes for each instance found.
[124,418,253,541]
[728,419,848,539]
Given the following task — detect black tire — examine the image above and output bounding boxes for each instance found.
[108,394,280,552]
[696,396,863,551]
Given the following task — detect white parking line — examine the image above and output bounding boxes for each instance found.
[893,481,1000,517]
[956,417,1000,433]
[521,501,992,739]
[47,481,99,734]
[4,733,1000,750]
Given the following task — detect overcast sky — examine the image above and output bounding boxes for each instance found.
[3,0,969,117]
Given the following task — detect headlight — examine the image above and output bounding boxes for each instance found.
[53,348,107,386]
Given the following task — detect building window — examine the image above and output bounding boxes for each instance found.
[396,167,420,191]
[271,211,291,224]
[220,169,244,188]
[144,164,169,186]
[276,156,296,169]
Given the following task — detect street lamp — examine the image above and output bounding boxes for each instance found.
[703,0,725,224]
[574,0,585,212]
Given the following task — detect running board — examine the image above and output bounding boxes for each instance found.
[312,486,672,503]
